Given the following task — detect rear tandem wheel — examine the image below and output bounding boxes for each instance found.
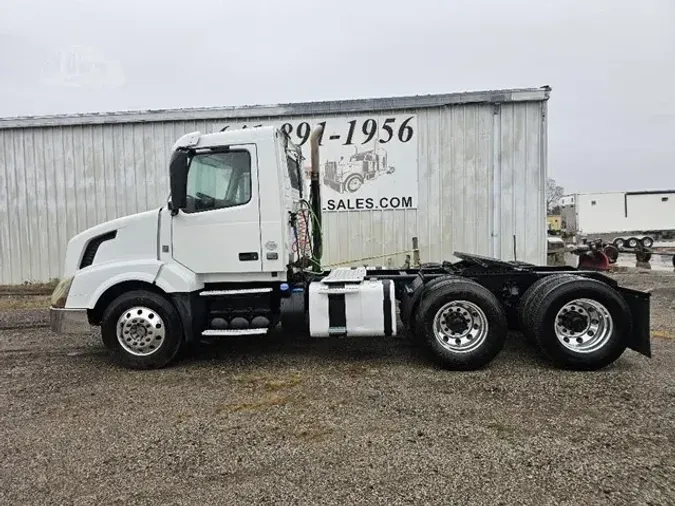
[526,276,631,370]
[518,274,580,344]
[416,278,508,370]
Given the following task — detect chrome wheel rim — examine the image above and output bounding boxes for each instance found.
[116,306,166,356]
[432,300,489,353]
[554,298,613,353]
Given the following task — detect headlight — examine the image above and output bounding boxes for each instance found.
[50,277,73,308]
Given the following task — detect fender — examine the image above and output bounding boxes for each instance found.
[66,260,164,309]
[154,262,202,294]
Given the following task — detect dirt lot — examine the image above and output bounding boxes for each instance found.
[1,271,675,506]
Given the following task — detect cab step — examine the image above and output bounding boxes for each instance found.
[200,288,273,297]
[201,328,268,337]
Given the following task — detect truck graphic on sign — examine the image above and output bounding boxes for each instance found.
[323,147,396,194]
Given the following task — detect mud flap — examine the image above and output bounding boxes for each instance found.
[619,286,651,357]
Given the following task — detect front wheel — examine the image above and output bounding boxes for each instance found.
[417,279,507,370]
[101,290,184,369]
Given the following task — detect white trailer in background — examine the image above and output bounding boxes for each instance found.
[560,190,675,248]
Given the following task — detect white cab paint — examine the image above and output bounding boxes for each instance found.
[171,143,262,274]
[62,209,160,278]
[66,259,163,308]
[154,262,201,294]
[57,126,297,312]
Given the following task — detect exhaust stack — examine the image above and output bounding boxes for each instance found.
[308,124,324,272]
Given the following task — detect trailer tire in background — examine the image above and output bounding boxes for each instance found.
[518,274,580,344]
[641,236,654,248]
[529,277,631,370]
[417,278,507,370]
[612,237,625,248]
[627,237,640,249]
[101,290,184,370]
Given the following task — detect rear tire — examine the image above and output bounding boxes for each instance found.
[641,236,654,248]
[627,237,640,249]
[101,290,184,370]
[612,237,625,248]
[518,274,579,343]
[408,275,461,342]
[529,277,630,370]
[417,279,507,370]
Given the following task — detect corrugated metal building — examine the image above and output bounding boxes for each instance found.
[0,86,550,285]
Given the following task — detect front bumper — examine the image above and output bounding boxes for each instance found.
[50,307,92,334]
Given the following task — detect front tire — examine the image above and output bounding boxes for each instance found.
[101,290,184,370]
[529,277,630,370]
[417,279,507,370]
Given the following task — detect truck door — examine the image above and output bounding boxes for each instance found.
[171,145,262,274]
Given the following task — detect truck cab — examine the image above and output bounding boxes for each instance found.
[50,126,314,367]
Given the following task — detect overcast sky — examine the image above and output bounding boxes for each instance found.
[0,0,673,194]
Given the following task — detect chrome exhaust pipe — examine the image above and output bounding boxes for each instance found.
[308,124,324,271]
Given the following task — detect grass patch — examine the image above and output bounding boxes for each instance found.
[485,421,517,437]
[0,279,59,295]
[653,330,674,340]
[227,393,290,413]
[0,295,50,311]
[232,372,303,392]
[295,425,334,441]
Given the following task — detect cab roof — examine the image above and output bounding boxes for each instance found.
[172,125,279,150]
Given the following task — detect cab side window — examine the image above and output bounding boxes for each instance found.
[184,150,251,213]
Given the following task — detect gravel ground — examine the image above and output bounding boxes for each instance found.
[1,271,675,506]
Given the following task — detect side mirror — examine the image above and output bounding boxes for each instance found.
[169,149,190,214]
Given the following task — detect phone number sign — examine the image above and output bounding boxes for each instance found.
[218,114,419,212]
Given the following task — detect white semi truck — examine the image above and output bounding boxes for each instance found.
[50,125,651,371]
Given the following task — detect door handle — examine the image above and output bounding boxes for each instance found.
[239,252,259,261]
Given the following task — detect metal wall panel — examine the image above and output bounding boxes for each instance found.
[0,89,548,284]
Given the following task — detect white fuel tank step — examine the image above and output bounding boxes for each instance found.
[321,267,367,284]
[308,277,396,338]
[201,328,268,337]
[200,288,273,297]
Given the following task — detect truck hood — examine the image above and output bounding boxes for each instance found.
[62,208,162,278]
